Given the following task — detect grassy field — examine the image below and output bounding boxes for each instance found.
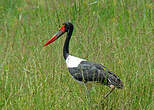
[0,0,153,109]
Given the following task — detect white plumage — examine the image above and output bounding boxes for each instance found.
[66,55,86,68]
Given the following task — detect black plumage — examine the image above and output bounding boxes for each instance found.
[68,61,123,89]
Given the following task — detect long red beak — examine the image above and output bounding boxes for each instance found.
[43,25,65,47]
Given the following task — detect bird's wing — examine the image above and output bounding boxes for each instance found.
[68,61,123,88]
[68,61,108,83]
[79,61,109,83]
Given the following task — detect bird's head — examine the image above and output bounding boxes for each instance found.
[43,22,73,47]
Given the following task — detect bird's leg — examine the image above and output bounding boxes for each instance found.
[83,82,92,94]
[83,83,88,91]
[104,85,115,98]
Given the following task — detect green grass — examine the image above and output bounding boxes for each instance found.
[0,0,153,109]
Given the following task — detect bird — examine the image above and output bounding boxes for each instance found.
[43,22,123,97]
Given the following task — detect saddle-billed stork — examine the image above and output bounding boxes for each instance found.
[43,22,123,97]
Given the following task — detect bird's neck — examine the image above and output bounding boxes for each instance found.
[63,27,73,60]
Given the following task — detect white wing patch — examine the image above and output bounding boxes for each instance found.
[66,55,86,68]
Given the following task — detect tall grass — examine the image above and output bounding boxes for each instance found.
[0,0,153,109]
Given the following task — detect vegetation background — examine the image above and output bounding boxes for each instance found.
[0,0,153,110]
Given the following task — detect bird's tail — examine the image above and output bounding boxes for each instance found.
[107,71,124,89]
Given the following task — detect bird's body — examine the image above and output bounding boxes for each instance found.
[66,55,123,89]
[44,22,123,97]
